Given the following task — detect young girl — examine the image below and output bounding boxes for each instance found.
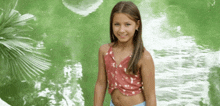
[94,1,156,106]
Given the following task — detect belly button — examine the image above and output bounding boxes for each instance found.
[116,96,120,101]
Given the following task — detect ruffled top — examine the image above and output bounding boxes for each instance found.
[104,46,143,96]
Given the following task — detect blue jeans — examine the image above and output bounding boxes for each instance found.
[110,100,146,106]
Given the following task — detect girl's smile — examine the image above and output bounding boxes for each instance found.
[112,13,139,43]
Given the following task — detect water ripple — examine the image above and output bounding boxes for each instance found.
[140,10,218,105]
[62,0,103,17]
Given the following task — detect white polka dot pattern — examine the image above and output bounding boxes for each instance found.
[130,77,133,84]
[104,46,143,96]
[112,63,115,67]
[119,64,122,67]
[132,91,135,94]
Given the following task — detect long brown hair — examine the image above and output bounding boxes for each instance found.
[110,1,144,74]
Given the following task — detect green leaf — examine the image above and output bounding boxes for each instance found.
[13,14,36,25]
[0,7,51,83]
[0,27,16,35]
[4,10,20,27]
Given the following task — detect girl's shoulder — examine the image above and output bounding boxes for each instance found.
[99,43,114,55]
[143,48,151,56]
[140,48,153,63]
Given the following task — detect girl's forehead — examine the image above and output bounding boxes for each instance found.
[113,13,135,22]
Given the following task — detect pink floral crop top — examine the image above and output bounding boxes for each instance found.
[104,46,143,96]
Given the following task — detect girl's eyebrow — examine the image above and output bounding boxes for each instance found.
[113,21,131,23]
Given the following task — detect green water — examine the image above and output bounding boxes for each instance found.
[147,0,220,105]
[148,0,220,50]
[0,0,220,106]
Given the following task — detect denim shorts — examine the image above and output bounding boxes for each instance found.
[110,100,146,106]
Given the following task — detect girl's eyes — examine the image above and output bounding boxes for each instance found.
[114,23,131,26]
[126,23,131,26]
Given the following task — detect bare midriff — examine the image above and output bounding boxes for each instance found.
[111,89,145,106]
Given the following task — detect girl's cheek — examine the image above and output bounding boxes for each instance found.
[114,28,119,32]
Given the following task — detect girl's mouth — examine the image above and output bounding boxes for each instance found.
[119,34,127,38]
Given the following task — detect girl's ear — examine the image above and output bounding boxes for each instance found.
[136,20,140,30]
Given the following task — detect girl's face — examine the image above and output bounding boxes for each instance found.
[112,13,139,44]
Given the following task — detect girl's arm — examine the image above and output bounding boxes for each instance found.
[94,45,108,106]
[140,50,157,106]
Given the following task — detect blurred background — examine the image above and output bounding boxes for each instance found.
[0,0,220,105]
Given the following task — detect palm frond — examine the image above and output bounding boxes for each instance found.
[0,2,51,83]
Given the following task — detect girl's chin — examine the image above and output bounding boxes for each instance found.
[116,37,133,43]
[117,39,130,43]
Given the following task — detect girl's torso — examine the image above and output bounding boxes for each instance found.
[103,43,145,106]
[111,89,145,106]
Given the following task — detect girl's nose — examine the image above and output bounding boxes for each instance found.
[119,26,125,32]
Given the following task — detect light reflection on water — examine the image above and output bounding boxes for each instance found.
[62,0,103,17]
[35,62,84,106]
[142,12,220,105]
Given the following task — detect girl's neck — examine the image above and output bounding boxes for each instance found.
[115,41,134,50]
